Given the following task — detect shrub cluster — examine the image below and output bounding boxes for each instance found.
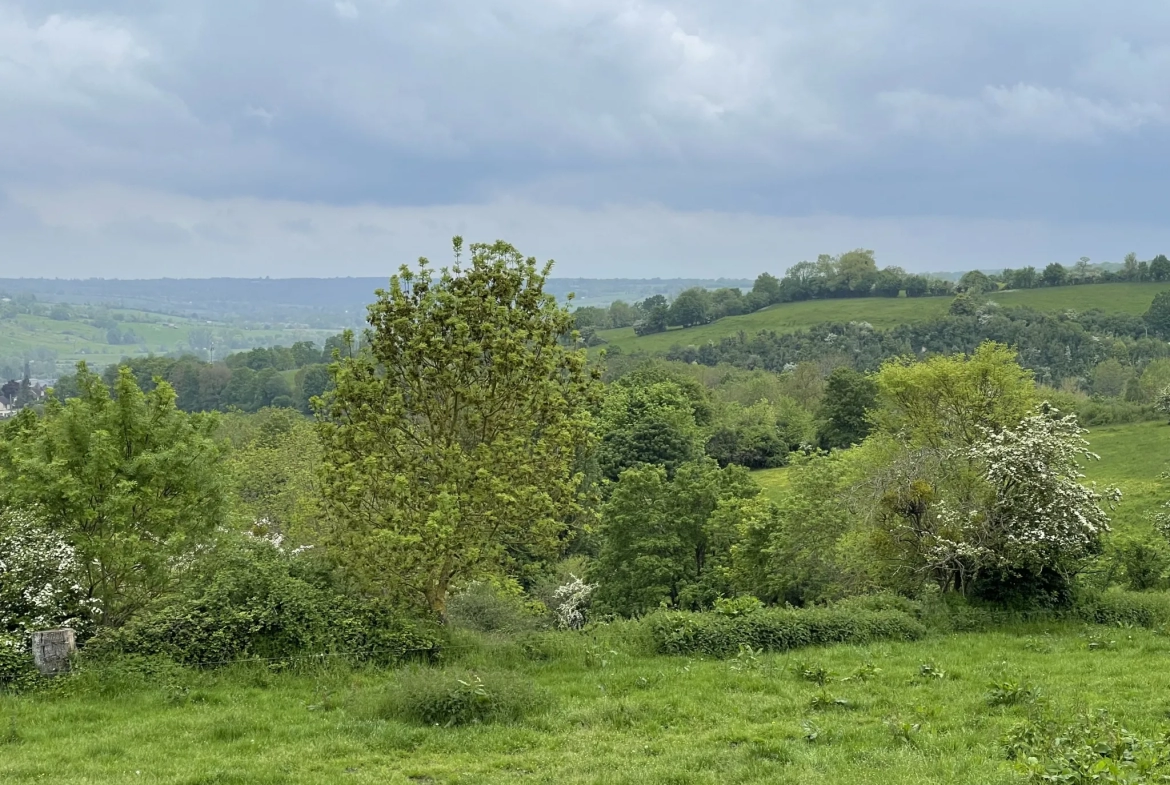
[646,605,927,657]
[0,633,37,691]
[84,537,442,668]
[376,667,545,726]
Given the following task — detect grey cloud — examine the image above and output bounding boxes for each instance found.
[3,0,1170,275]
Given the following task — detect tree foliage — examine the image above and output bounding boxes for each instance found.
[0,365,226,626]
[317,239,600,616]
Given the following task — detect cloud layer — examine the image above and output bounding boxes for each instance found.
[3,1,1170,276]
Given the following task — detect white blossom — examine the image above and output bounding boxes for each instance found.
[551,574,596,630]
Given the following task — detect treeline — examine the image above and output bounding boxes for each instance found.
[658,299,1170,406]
[572,249,1170,339]
[51,338,347,414]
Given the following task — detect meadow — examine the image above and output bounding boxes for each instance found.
[5,619,1170,784]
[596,282,1170,354]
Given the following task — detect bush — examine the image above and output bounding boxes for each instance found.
[1077,588,1170,628]
[0,633,37,692]
[376,667,545,726]
[646,606,927,657]
[445,582,543,634]
[85,535,442,667]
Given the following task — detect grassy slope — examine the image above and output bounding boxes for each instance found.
[4,622,1170,784]
[753,420,1170,530]
[598,282,1170,354]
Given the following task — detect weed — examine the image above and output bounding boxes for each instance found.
[794,662,832,687]
[917,663,948,681]
[729,644,763,672]
[376,667,544,727]
[886,717,921,745]
[801,720,823,744]
[842,661,881,682]
[809,695,853,711]
[985,679,1040,708]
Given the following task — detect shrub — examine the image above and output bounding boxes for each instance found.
[377,667,544,727]
[0,633,37,692]
[1005,711,1170,783]
[1077,588,1170,628]
[85,535,442,667]
[646,606,927,657]
[445,581,543,634]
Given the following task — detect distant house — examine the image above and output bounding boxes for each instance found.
[0,398,15,420]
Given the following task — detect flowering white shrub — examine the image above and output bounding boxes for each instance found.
[0,508,99,638]
[975,408,1120,574]
[552,574,596,630]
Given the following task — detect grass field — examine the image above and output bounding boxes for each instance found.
[5,621,1170,784]
[597,282,1170,354]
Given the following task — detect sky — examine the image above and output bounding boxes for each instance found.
[3,1,1170,279]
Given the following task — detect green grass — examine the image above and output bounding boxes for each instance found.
[6,621,1170,783]
[752,420,1170,523]
[598,282,1170,354]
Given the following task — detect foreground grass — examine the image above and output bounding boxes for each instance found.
[597,282,1170,354]
[4,622,1170,784]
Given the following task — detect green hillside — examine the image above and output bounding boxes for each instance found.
[598,282,1170,354]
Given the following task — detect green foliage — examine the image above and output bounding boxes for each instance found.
[985,679,1040,707]
[0,365,227,626]
[667,288,711,328]
[816,367,877,450]
[593,459,759,615]
[873,342,1037,448]
[445,582,543,635]
[705,397,813,469]
[647,606,926,657]
[0,634,37,692]
[1109,534,1169,591]
[84,534,442,667]
[728,451,862,605]
[1145,291,1170,337]
[376,667,544,727]
[317,239,600,616]
[1077,588,1170,628]
[596,377,703,480]
[1006,711,1170,783]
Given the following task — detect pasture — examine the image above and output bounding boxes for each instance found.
[5,620,1170,784]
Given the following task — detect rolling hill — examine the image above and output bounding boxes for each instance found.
[597,282,1170,354]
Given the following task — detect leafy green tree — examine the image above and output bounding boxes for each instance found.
[1042,263,1068,287]
[295,364,332,413]
[1152,255,1170,282]
[607,300,639,328]
[904,275,930,297]
[727,451,859,605]
[1091,358,1132,398]
[0,365,226,626]
[596,379,703,480]
[593,459,758,615]
[872,342,1036,449]
[1145,291,1170,337]
[633,303,668,336]
[958,270,994,294]
[751,272,783,304]
[816,368,877,450]
[317,239,599,616]
[832,249,879,297]
[872,266,906,297]
[667,287,712,328]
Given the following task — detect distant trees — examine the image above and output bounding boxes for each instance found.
[1145,291,1170,337]
[816,368,877,450]
[667,288,711,328]
[1043,263,1068,287]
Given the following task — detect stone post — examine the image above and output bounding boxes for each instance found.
[31,628,76,676]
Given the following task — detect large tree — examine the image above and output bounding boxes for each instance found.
[0,365,226,626]
[317,238,600,616]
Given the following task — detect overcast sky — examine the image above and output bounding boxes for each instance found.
[3,1,1170,278]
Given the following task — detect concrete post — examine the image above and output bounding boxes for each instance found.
[31,628,76,676]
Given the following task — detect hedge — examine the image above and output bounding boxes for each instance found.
[646,606,927,657]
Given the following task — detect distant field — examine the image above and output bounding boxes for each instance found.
[0,309,338,378]
[598,282,1170,354]
[752,419,1170,531]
